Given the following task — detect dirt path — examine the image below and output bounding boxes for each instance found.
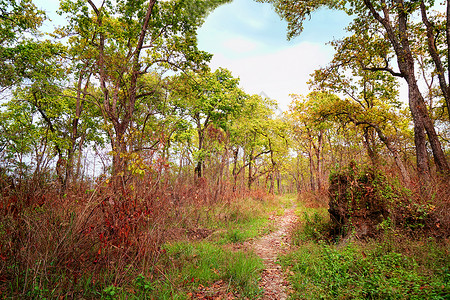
[252,208,298,300]
[192,206,298,299]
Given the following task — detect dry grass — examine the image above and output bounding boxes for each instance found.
[0,170,274,298]
[297,189,329,208]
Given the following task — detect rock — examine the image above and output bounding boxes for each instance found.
[328,166,389,239]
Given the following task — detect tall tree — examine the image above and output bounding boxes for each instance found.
[260,0,450,184]
[170,68,246,179]
[59,0,230,186]
[310,31,413,183]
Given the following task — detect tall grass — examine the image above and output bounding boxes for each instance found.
[157,241,264,298]
[0,172,275,298]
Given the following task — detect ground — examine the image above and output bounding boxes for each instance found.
[253,208,297,299]
[191,205,298,300]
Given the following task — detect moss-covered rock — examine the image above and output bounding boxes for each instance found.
[328,164,394,239]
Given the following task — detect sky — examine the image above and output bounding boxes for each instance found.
[34,0,353,112]
[196,0,353,111]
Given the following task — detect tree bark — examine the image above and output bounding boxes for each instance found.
[364,0,449,181]
[420,1,450,121]
[248,149,254,189]
[363,127,379,166]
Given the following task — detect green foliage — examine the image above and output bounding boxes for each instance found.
[283,197,450,299]
[134,274,155,296]
[0,0,51,88]
[102,285,121,300]
[281,240,450,299]
[55,0,233,178]
[265,0,450,179]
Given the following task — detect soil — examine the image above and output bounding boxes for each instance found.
[191,207,298,299]
[253,208,297,300]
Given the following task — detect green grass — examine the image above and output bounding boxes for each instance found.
[218,217,272,244]
[281,240,449,299]
[195,196,284,244]
[61,240,265,299]
[281,200,450,300]
[291,208,331,244]
[95,241,265,299]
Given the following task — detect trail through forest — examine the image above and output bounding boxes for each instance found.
[253,207,298,299]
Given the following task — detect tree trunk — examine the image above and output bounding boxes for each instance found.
[308,151,315,191]
[248,149,254,189]
[195,119,204,180]
[268,173,274,194]
[363,127,378,166]
[232,148,239,191]
[372,124,411,184]
[315,131,323,191]
[365,0,450,183]
[110,129,130,188]
[277,171,281,194]
[420,1,450,121]
[408,80,439,183]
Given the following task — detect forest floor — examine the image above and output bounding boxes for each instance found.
[252,207,297,300]
[190,193,449,300]
[192,198,299,300]
[5,191,448,299]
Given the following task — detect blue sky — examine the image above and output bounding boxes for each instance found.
[197,0,353,111]
[35,0,353,111]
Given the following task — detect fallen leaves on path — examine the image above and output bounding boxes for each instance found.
[253,208,298,300]
[189,206,298,300]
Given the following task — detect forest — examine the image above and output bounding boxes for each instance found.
[0,0,449,299]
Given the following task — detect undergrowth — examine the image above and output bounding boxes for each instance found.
[86,241,265,299]
[0,175,279,299]
[281,238,449,299]
[195,194,279,244]
[283,193,450,300]
[156,241,264,298]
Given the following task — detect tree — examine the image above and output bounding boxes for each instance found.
[260,0,450,184]
[288,92,334,192]
[310,32,413,183]
[59,0,230,187]
[0,99,38,182]
[170,68,246,179]
[0,0,84,190]
[227,94,288,192]
[0,0,48,90]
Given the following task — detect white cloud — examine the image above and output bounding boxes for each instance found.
[222,36,263,53]
[209,42,334,111]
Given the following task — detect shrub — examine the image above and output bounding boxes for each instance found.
[291,211,332,245]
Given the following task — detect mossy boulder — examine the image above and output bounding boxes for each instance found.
[328,165,392,239]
